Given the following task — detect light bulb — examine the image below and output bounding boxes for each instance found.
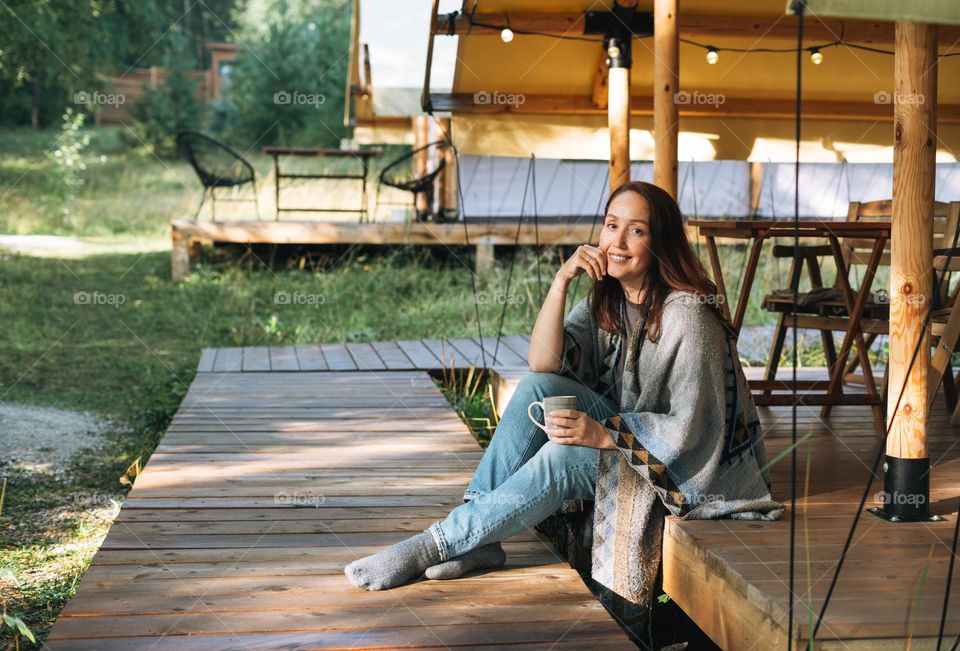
[501,28,514,43]
[810,48,823,65]
[706,48,719,65]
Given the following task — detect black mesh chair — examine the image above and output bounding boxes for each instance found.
[378,140,452,222]
[176,130,260,220]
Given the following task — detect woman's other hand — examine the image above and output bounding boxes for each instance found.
[544,409,618,449]
[555,244,607,285]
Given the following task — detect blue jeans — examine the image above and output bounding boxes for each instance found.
[426,371,620,562]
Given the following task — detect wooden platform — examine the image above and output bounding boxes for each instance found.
[171,219,598,280]
[663,403,960,650]
[47,334,960,649]
[45,336,633,649]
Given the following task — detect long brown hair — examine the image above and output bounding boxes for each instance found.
[588,180,731,341]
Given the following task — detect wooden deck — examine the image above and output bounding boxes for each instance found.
[663,398,960,650]
[46,336,633,649]
[171,219,598,280]
[47,334,960,649]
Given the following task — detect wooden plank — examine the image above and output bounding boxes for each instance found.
[211,346,242,373]
[293,344,327,370]
[499,334,531,362]
[446,336,488,366]
[395,339,442,369]
[268,345,300,371]
[344,342,386,370]
[170,219,597,247]
[240,346,270,371]
[369,340,415,370]
[196,348,217,372]
[319,343,356,370]
[475,336,527,367]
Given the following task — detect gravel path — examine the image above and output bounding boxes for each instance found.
[0,402,111,475]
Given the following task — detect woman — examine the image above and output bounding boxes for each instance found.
[345,181,784,606]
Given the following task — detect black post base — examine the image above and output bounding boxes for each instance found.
[866,454,945,522]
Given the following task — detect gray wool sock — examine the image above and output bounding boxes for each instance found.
[344,530,441,591]
[425,540,506,580]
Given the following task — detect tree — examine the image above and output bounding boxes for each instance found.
[0,1,238,127]
[219,0,351,147]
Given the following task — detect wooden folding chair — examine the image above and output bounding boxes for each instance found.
[761,200,960,415]
[929,239,960,422]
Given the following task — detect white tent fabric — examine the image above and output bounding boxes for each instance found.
[458,157,750,220]
[458,155,960,221]
[757,163,960,218]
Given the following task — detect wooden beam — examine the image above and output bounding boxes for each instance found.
[653,0,679,199]
[433,11,960,46]
[426,92,960,123]
[887,21,937,461]
[421,0,439,113]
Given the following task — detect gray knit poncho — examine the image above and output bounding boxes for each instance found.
[551,289,785,606]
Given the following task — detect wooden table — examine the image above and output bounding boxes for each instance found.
[261,147,382,221]
[690,219,890,432]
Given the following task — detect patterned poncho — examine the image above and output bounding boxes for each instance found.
[541,289,785,606]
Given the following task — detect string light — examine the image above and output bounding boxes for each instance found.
[810,47,823,64]
[442,11,960,59]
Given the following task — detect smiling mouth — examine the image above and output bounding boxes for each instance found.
[608,253,631,263]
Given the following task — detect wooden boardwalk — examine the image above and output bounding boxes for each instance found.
[46,336,633,649]
[47,334,960,649]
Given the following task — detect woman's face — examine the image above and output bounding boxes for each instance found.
[598,191,653,286]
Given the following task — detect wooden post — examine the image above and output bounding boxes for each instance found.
[653,0,679,199]
[882,20,938,522]
[606,0,637,192]
[412,115,430,220]
[171,226,190,281]
[749,162,763,215]
[608,68,630,192]
[436,117,458,220]
[476,243,495,276]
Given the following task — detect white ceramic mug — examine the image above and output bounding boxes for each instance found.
[527,395,579,433]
